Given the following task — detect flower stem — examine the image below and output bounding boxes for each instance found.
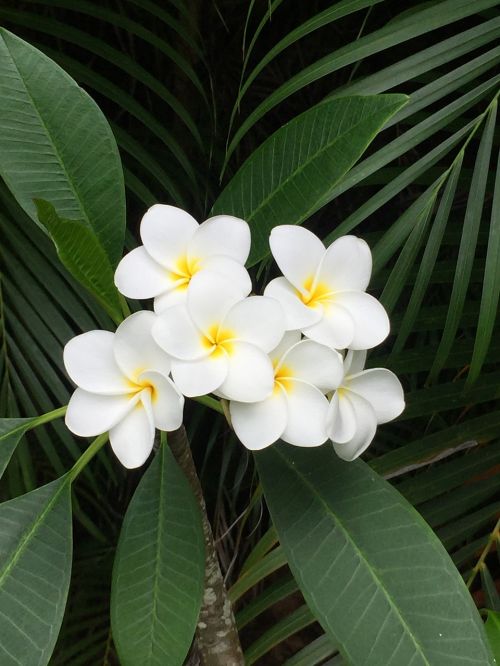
[169,426,244,666]
[68,433,108,483]
[192,395,225,415]
[466,517,500,588]
[27,405,67,430]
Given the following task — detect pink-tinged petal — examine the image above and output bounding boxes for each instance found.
[154,285,189,313]
[279,340,343,391]
[188,215,250,264]
[65,389,137,437]
[269,225,325,293]
[200,256,252,295]
[114,246,170,299]
[269,330,301,366]
[187,272,246,334]
[153,306,209,361]
[114,311,171,380]
[140,204,198,269]
[139,370,185,430]
[64,330,128,394]
[343,349,367,376]
[335,291,390,350]
[219,342,274,402]
[171,353,228,397]
[302,303,354,350]
[317,236,372,292]
[109,395,155,469]
[330,391,377,461]
[230,391,287,450]
[347,368,405,424]
[222,296,285,352]
[326,391,356,443]
[264,277,321,329]
[281,380,329,447]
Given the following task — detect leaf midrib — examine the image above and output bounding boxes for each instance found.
[273,448,432,666]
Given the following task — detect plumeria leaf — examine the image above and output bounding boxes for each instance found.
[0,476,73,666]
[0,28,125,266]
[485,611,500,662]
[255,444,494,666]
[111,441,205,666]
[0,416,37,479]
[212,94,407,266]
[35,200,122,322]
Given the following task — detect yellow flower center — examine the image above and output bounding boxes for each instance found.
[299,275,334,308]
[168,254,201,291]
[126,372,158,402]
[274,363,294,394]
[202,324,236,357]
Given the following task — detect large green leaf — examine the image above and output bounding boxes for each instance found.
[485,611,500,662]
[212,94,407,265]
[111,442,205,666]
[256,444,494,666]
[0,417,37,478]
[34,200,122,323]
[0,28,125,266]
[0,476,72,666]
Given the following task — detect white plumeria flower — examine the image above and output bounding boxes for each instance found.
[64,311,184,469]
[152,272,285,402]
[327,350,405,462]
[114,204,252,313]
[230,331,343,450]
[264,225,390,350]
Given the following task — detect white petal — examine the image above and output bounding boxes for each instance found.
[200,256,252,296]
[154,285,189,313]
[153,306,209,361]
[171,353,228,397]
[269,330,302,366]
[269,225,324,293]
[114,246,170,299]
[64,330,128,394]
[281,380,329,447]
[326,391,356,443]
[219,342,274,402]
[221,296,285,352]
[343,349,367,376]
[140,204,198,269]
[347,368,405,424]
[230,391,287,450]
[317,236,372,292]
[264,277,321,329]
[139,370,185,430]
[279,340,343,391]
[65,389,136,437]
[109,396,155,468]
[331,391,377,461]
[114,311,171,380]
[335,291,390,350]
[188,215,250,265]
[302,303,354,350]
[187,272,245,334]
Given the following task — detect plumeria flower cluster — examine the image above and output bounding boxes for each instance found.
[64,205,404,468]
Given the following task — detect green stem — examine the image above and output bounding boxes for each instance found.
[193,395,225,414]
[119,294,131,319]
[68,433,108,483]
[27,405,67,430]
[466,517,500,589]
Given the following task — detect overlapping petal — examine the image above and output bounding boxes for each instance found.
[264,277,322,329]
[64,330,128,395]
[139,370,184,430]
[281,380,329,447]
[230,391,287,450]
[199,255,252,296]
[114,246,171,299]
[109,393,156,468]
[316,236,372,292]
[114,311,171,380]
[329,391,377,461]
[222,296,285,352]
[220,342,275,402]
[188,272,245,334]
[140,204,198,269]
[65,389,137,437]
[302,302,354,350]
[153,305,209,361]
[326,390,356,444]
[334,291,390,350]
[269,225,325,293]
[343,349,367,376]
[269,330,301,366]
[171,354,229,397]
[279,339,343,391]
[347,368,405,424]
[188,215,250,264]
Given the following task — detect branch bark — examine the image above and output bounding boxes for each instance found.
[169,426,244,666]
